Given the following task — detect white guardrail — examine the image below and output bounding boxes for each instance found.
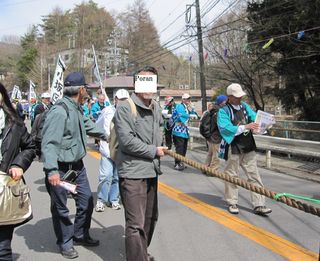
[188,127,320,168]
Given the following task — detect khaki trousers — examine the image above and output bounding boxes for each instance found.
[205,141,220,169]
[224,150,265,207]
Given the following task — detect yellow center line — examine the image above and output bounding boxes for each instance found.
[87,150,318,261]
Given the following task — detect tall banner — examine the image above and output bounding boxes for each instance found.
[29,80,36,101]
[92,45,110,104]
[50,54,66,104]
[11,85,20,100]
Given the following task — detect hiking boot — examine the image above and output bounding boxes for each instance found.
[61,247,78,259]
[228,204,239,214]
[95,200,105,212]
[111,202,121,210]
[253,206,272,215]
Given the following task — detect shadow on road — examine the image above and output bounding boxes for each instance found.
[15,217,125,261]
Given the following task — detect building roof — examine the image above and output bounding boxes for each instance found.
[103,76,134,88]
[160,89,216,98]
[88,75,165,89]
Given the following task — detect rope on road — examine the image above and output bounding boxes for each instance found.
[164,150,320,218]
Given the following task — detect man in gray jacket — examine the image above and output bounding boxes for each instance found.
[114,66,166,261]
[42,72,107,259]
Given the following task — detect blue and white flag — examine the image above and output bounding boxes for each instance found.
[50,54,66,104]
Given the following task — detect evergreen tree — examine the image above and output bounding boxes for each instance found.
[16,26,39,90]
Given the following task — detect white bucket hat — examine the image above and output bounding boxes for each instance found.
[226,83,246,98]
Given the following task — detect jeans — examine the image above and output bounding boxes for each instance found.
[120,178,158,261]
[45,165,94,251]
[0,226,14,261]
[97,156,120,204]
[173,135,188,165]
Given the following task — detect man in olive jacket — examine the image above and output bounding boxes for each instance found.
[114,66,166,261]
[42,72,107,259]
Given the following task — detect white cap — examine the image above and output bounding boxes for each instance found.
[226,83,246,98]
[182,93,190,99]
[41,92,50,99]
[115,89,129,99]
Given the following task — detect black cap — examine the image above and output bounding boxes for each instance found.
[64,72,87,87]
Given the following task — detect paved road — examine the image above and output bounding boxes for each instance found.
[11,144,320,261]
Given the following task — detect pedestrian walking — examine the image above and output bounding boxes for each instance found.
[94,89,130,212]
[172,93,191,171]
[217,83,272,215]
[0,83,36,261]
[113,66,166,261]
[41,72,107,259]
[200,95,228,170]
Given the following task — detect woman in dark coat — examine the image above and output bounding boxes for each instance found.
[0,83,36,261]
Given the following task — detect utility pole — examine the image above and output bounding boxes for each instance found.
[195,0,207,113]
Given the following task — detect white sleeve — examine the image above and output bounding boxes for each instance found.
[235,125,246,136]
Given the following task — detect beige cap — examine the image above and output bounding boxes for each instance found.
[182,93,190,99]
[226,83,246,98]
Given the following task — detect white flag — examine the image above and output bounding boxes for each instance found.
[50,54,66,104]
[11,85,20,100]
[92,45,110,104]
[29,80,36,101]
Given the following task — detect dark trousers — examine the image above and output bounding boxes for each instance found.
[0,226,14,261]
[164,129,173,150]
[119,177,158,261]
[45,165,94,251]
[173,135,188,164]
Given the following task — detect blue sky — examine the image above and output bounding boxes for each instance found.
[0,0,227,53]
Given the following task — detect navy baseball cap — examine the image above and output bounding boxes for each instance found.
[64,72,87,87]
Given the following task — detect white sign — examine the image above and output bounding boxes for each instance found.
[254,110,276,134]
[11,85,21,100]
[50,55,66,104]
[29,80,36,100]
[134,75,157,93]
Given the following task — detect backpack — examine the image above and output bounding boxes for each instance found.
[108,98,137,161]
[31,102,69,156]
[199,110,218,139]
[167,108,178,130]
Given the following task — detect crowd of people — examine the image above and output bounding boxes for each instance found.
[0,67,272,260]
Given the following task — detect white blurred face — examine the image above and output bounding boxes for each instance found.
[135,71,156,102]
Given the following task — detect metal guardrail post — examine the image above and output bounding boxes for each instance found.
[189,136,194,150]
[266,150,271,169]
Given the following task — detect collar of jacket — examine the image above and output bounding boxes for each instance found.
[131,93,155,110]
[64,96,80,109]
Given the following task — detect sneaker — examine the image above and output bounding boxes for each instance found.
[174,163,185,171]
[73,236,100,247]
[95,201,105,212]
[253,206,272,215]
[61,247,78,259]
[228,204,239,214]
[111,202,121,210]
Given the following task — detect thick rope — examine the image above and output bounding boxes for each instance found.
[164,150,320,218]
